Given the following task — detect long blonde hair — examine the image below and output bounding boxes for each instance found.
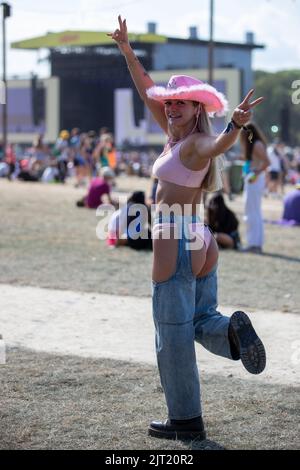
[194,102,225,192]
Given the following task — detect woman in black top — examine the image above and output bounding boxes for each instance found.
[207,192,241,249]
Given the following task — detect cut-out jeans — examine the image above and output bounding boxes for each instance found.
[152,215,235,420]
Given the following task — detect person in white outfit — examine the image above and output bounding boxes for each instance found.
[266,142,283,197]
[240,123,270,253]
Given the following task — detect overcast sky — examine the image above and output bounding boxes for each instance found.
[4,0,300,78]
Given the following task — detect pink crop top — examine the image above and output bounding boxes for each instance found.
[152,141,210,188]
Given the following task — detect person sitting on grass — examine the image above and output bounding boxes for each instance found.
[76,167,116,209]
[206,192,241,250]
[107,191,152,250]
[281,182,300,225]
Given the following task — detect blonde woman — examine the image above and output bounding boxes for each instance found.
[109,16,266,441]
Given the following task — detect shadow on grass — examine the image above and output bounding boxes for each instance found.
[1,347,299,450]
[261,252,300,263]
[241,251,300,263]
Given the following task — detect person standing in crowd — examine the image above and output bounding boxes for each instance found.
[74,135,91,187]
[69,128,81,149]
[278,145,290,197]
[54,130,70,154]
[266,140,284,198]
[109,16,266,442]
[240,123,270,253]
[54,130,71,183]
[93,132,114,169]
[5,143,17,180]
[29,134,50,163]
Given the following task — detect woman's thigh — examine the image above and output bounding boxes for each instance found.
[189,243,207,278]
[152,222,209,282]
[196,234,219,278]
[189,223,217,277]
[152,223,179,283]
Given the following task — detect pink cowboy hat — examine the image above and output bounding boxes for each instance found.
[146,75,228,116]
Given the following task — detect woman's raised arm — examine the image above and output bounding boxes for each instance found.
[195,89,264,160]
[107,15,168,133]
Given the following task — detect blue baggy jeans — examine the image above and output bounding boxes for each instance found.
[152,215,235,420]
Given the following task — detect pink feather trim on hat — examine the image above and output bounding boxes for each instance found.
[146,75,229,117]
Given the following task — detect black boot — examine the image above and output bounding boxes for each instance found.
[148,416,206,441]
[229,311,266,374]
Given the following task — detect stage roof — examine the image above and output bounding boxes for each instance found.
[11,31,167,49]
[11,30,264,50]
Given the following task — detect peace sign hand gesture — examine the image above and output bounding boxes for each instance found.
[232,89,264,128]
[107,15,130,53]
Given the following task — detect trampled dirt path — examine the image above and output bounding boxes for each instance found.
[0,283,299,386]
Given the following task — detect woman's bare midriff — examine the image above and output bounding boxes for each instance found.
[152,179,219,282]
[155,180,203,214]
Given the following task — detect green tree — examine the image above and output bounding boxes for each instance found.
[253,70,300,146]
